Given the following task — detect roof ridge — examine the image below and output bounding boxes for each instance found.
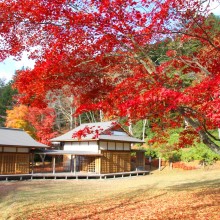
[0,127,23,131]
[81,121,116,125]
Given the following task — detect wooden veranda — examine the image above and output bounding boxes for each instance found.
[33,150,103,174]
[0,170,149,181]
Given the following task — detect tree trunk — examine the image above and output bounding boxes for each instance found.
[142,119,147,141]
[128,121,133,135]
[85,112,91,122]
[74,116,77,128]
[79,115,82,125]
[179,108,220,155]
[69,107,74,130]
[89,111,96,123]
[100,110,103,122]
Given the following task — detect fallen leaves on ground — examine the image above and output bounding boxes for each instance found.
[24,187,220,220]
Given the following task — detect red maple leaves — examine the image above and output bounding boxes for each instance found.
[72,126,104,140]
[0,0,219,152]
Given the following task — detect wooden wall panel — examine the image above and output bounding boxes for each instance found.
[87,158,95,173]
[0,153,29,174]
[95,158,101,174]
[136,152,145,168]
[101,151,131,174]
[1,153,16,174]
[63,154,71,167]
[0,153,2,173]
[16,154,30,174]
[79,156,97,173]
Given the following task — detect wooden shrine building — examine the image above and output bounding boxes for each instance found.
[43,121,145,174]
[0,127,48,175]
[0,122,146,178]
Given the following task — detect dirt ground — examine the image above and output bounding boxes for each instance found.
[0,168,220,220]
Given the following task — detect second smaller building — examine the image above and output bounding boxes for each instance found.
[49,121,145,174]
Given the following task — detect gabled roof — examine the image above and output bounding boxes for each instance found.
[35,149,102,156]
[98,135,144,143]
[51,121,144,143]
[0,127,48,148]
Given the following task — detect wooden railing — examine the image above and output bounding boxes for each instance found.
[32,162,76,173]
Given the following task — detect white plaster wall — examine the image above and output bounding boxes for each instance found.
[64,141,98,153]
[64,142,73,151]
[17,148,29,153]
[3,147,16,152]
[116,142,123,150]
[100,141,108,150]
[124,143,130,150]
[100,141,131,151]
[108,142,115,150]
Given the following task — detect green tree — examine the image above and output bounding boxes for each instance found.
[0,79,17,126]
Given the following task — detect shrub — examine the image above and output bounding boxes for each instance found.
[144,148,158,159]
[180,143,220,165]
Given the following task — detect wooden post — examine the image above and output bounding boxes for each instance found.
[31,153,34,174]
[70,155,74,173]
[52,156,56,174]
[15,154,17,174]
[0,153,2,175]
[142,152,145,170]
[74,155,76,174]
[159,157,161,171]
[39,154,46,172]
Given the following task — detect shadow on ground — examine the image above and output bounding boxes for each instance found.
[166,178,220,191]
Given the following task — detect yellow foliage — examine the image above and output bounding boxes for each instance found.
[5,105,35,137]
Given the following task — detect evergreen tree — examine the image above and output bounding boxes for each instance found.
[0,79,17,126]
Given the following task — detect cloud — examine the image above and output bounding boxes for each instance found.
[0,52,35,82]
[0,57,17,82]
[14,51,35,70]
[0,70,13,82]
[208,0,220,15]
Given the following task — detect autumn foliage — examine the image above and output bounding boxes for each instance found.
[27,107,57,145]
[0,0,220,152]
[5,105,34,136]
[6,105,57,144]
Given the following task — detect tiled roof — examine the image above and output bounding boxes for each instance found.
[35,149,102,156]
[51,121,116,142]
[51,121,144,143]
[0,127,48,148]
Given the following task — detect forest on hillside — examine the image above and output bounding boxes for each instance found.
[0,0,220,163]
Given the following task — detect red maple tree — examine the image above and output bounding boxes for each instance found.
[0,0,219,153]
[27,107,57,145]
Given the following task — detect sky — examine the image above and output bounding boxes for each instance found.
[0,52,35,82]
[0,1,220,83]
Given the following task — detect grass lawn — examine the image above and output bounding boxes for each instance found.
[0,168,220,220]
